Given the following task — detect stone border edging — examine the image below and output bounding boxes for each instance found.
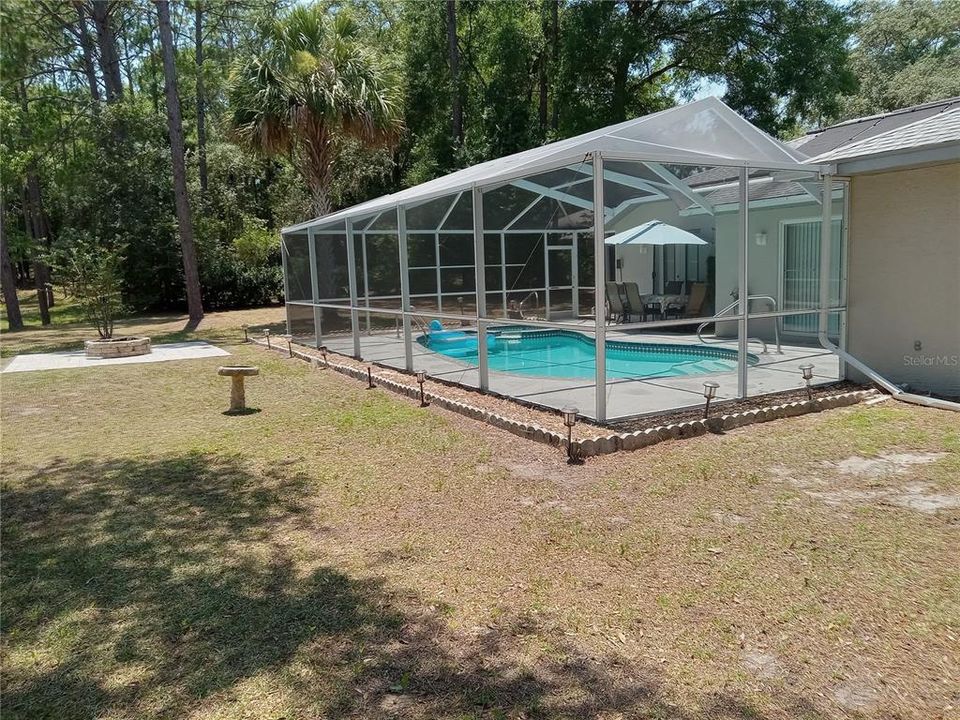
[84,336,151,358]
[251,338,877,458]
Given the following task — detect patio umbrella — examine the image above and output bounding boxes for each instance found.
[604,220,707,246]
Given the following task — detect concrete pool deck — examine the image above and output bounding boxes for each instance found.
[304,326,840,422]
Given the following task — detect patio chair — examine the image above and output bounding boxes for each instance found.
[683,282,708,317]
[664,280,684,295]
[621,282,646,322]
[606,282,626,323]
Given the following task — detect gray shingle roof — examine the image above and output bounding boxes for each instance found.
[681,98,960,209]
[808,107,960,163]
[700,180,806,207]
[792,97,960,158]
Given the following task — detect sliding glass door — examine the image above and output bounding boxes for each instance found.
[779,218,842,334]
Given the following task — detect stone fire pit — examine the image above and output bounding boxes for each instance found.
[84,336,152,359]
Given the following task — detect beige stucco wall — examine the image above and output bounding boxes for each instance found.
[846,162,960,395]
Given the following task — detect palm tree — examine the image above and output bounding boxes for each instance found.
[229,6,401,217]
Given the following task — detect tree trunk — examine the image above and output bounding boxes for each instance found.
[91,0,124,102]
[156,0,204,325]
[21,186,51,326]
[446,0,463,145]
[119,11,135,96]
[550,0,559,131]
[24,169,55,311]
[538,51,548,134]
[195,0,208,196]
[147,8,160,114]
[75,2,102,106]
[1,194,24,330]
[17,80,53,322]
[300,138,336,301]
[611,53,629,122]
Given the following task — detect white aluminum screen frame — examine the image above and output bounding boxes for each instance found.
[281,98,843,422]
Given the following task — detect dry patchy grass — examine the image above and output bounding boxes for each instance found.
[2,308,958,719]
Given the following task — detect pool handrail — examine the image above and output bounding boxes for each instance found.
[697,294,782,354]
[518,291,539,318]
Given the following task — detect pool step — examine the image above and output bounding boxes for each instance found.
[674,358,733,375]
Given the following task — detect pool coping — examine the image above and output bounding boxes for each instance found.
[252,337,878,459]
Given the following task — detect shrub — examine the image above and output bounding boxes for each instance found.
[49,231,125,339]
[198,228,283,310]
[232,217,278,267]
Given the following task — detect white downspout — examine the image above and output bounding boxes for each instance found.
[817,174,960,412]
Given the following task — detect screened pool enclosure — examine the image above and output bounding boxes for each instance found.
[282,98,848,422]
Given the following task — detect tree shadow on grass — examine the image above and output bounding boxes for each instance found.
[2,454,829,719]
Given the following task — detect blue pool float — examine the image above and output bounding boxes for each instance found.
[420,321,496,357]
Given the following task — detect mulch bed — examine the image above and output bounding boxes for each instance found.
[610,381,868,433]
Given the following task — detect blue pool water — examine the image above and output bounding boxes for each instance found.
[417,328,753,380]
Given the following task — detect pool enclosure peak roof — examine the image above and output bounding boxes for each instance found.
[283,96,824,234]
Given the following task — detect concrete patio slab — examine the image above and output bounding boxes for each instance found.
[307,328,840,422]
[2,341,230,374]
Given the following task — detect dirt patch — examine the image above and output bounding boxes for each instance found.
[886,482,960,513]
[772,452,958,514]
[832,680,880,710]
[711,510,749,526]
[10,406,44,417]
[740,649,786,681]
[832,452,946,477]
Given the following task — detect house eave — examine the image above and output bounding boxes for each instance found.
[831,143,960,176]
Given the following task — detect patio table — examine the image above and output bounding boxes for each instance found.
[640,293,688,319]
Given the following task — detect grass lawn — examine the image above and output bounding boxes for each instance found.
[2,307,958,719]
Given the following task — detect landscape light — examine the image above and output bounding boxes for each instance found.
[416,370,429,407]
[561,405,578,463]
[799,364,815,400]
[702,381,720,418]
[367,365,376,389]
[281,334,293,357]
[264,328,271,349]
[242,324,249,342]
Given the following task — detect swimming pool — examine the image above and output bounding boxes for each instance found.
[417,327,755,380]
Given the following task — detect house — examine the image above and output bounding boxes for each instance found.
[803,99,960,398]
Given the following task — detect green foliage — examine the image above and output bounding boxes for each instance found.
[403,0,858,180]
[196,241,283,310]
[9,0,948,332]
[842,0,960,117]
[233,217,279,267]
[53,102,185,312]
[401,0,546,183]
[716,0,857,134]
[49,230,125,339]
